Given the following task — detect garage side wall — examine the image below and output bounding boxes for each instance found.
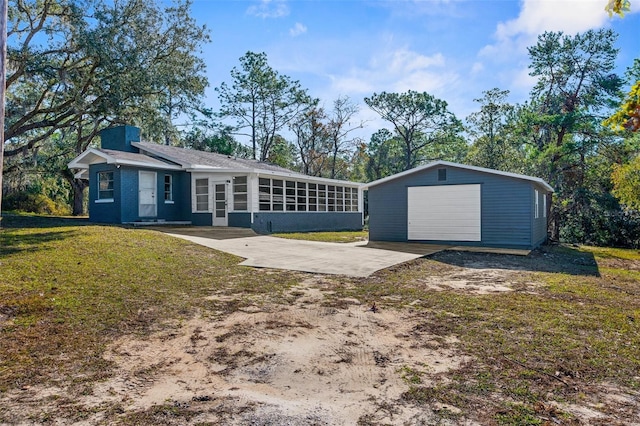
[368,167,535,248]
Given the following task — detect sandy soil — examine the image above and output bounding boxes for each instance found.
[2,256,638,425]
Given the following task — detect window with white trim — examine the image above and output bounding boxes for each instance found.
[318,184,327,211]
[534,189,539,219]
[285,181,296,211]
[328,185,335,211]
[273,179,284,211]
[297,181,307,211]
[233,176,247,211]
[259,177,271,211]
[98,171,114,200]
[543,193,547,218]
[164,175,173,202]
[308,183,317,211]
[195,178,209,212]
[250,177,358,213]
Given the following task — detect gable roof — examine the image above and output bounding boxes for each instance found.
[362,160,554,192]
[68,141,361,186]
[68,148,182,171]
[132,142,301,175]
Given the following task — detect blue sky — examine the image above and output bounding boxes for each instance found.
[189,0,640,139]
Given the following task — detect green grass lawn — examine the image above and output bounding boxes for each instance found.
[1,214,639,424]
[271,230,368,243]
[0,214,300,393]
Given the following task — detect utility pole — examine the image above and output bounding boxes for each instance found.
[0,0,7,227]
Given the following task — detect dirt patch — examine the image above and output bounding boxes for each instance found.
[0,279,474,425]
[96,284,472,424]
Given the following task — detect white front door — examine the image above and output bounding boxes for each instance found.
[212,182,228,226]
[139,171,157,218]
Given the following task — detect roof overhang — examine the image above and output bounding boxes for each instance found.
[361,160,554,192]
[188,167,362,187]
[131,142,192,168]
[68,148,182,171]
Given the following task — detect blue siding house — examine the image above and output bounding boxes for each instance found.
[69,126,364,233]
[363,162,553,249]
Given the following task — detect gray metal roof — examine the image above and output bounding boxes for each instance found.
[362,160,554,192]
[132,142,307,175]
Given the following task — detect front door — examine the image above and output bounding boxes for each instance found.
[212,182,228,226]
[139,171,157,218]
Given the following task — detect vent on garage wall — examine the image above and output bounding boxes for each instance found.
[438,168,447,181]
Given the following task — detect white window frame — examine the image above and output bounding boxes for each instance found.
[233,176,248,211]
[97,171,114,202]
[534,189,540,219]
[543,192,547,218]
[164,174,173,204]
[195,178,209,212]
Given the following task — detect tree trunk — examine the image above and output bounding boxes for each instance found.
[71,178,88,216]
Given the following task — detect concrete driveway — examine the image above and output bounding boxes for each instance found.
[160,228,441,277]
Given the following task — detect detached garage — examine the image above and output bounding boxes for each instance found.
[363,161,554,250]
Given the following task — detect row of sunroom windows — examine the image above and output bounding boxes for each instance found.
[232,176,359,212]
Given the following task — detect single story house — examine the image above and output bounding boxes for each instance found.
[68,125,364,233]
[362,161,553,249]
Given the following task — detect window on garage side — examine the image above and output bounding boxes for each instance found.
[543,193,547,218]
[534,189,539,219]
[233,176,247,211]
[195,178,209,212]
[98,171,114,200]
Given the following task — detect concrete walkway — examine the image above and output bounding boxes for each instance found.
[164,232,433,277]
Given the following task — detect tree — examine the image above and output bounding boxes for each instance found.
[265,135,296,169]
[465,88,518,170]
[604,59,640,132]
[525,28,623,241]
[290,107,331,176]
[364,90,461,170]
[216,51,315,161]
[364,129,405,181]
[182,126,251,157]
[4,0,209,214]
[326,96,362,179]
[612,155,640,210]
[605,0,631,17]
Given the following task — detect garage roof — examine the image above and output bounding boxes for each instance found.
[362,160,554,192]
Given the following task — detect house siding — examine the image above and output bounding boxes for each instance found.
[369,166,547,249]
[89,163,121,223]
[531,184,549,248]
[228,212,252,228]
[251,212,363,234]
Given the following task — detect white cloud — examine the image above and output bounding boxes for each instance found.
[477,0,622,94]
[480,0,615,62]
[471,62,484,74]
[246,0,289,19]
[289,22,307,37]
[331,47,453,96]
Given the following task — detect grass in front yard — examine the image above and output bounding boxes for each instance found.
[326,246,640,423]
[272,230,368,243]
[2,214,639,424]
[0,214,300,392]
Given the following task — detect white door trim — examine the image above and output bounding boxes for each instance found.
[139,171,157,218]
[212,181,228,226]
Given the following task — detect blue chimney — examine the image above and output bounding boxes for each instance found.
[100,125,140,153]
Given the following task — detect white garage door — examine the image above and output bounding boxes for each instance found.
[407,184,481,241]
